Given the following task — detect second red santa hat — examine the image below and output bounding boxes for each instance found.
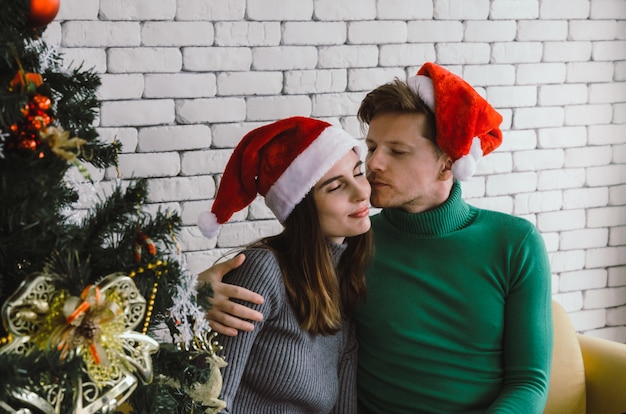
[198,116,361,239]
[407,62,503,180]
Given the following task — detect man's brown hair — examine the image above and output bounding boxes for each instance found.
[357,78,438,145]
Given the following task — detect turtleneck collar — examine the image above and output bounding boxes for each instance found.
[328,241,348,265]
[380,181,476,237]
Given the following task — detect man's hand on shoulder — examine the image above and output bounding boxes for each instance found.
[198,253,265,336]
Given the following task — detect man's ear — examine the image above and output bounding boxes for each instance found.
[439,156,454,180]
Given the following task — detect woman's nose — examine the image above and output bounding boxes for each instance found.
[354,179,370,201]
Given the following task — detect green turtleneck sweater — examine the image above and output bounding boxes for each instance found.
[355,182,553,413]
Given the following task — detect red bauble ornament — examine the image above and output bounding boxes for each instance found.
[26,0,60,28]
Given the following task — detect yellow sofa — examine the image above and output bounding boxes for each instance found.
[544,300,626,414]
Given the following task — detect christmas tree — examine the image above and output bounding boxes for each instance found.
[0,1,225,412]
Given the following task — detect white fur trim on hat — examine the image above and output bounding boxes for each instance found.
[407,74,484,181]
[407,75,435,112]
[265,125,360,223]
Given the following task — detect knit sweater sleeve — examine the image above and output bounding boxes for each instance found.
[331,319,358,414]
[216,249,284,414]
[487,224,554,413]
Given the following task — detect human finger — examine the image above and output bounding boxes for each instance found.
[207,319,240,337]
[198,253,246,285]
[218,283,264,306]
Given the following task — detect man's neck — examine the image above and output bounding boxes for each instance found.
[399,180,454,214]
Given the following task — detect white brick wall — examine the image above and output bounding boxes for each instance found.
[53,0,626,342]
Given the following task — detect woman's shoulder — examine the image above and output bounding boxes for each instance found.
[239,247,281,270]
[223,247,284,292]
[236,246,272,258]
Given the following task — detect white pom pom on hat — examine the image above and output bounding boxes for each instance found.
[197,116,361,239]
[407,62,504,181]
[197,210,220,239]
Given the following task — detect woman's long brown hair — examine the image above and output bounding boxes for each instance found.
[252,192,373,336]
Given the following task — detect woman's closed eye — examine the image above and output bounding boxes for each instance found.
[328,181,343,192]
[354,161,365,177]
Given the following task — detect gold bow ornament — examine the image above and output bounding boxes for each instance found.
[0,273,159,414]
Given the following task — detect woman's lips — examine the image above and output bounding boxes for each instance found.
[350,207,370,218]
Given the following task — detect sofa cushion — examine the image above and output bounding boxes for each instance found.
[543,301,586,414]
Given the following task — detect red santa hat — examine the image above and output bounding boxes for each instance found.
[198,116,361,239]
[407,62,503,180]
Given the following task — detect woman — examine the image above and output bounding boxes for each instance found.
[197,116,373,414]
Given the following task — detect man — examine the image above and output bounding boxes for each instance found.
[200,62,553,413]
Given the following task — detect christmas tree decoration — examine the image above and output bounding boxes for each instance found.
[0,272,159,413]
[148,227,228,413]
[0,1,224,412]
[133,231,157,263]
[6,92,53,156]
[9,70,43,93]
[158,331,228,413]
[26,0,60,28]
[39,126,91,180]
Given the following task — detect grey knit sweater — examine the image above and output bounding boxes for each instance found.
[217,244,358,414]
